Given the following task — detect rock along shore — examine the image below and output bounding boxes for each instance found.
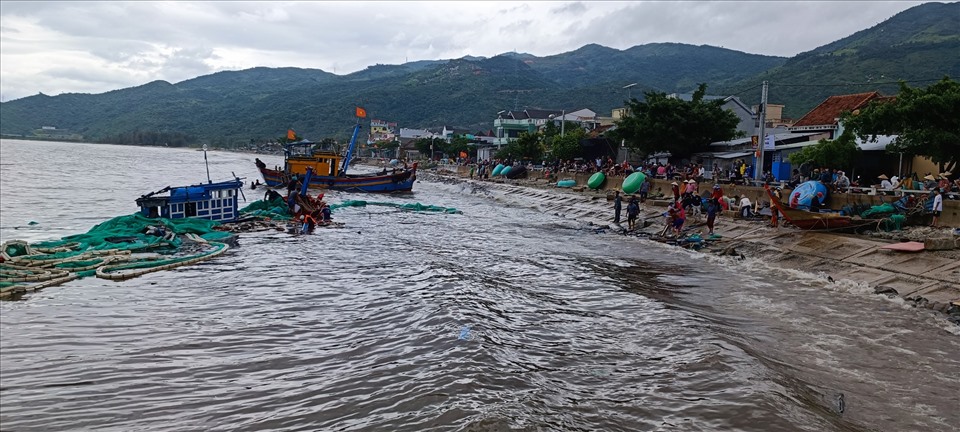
[420,167,960,325]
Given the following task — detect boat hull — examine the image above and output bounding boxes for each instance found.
[259,167,416,193]
[766,185,854,230]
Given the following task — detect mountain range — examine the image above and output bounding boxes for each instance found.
[1,2,957,146]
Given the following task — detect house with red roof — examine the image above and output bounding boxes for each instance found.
[789,92,886,139]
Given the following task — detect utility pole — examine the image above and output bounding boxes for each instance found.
[561,109,565,138]
[755,80,769,181]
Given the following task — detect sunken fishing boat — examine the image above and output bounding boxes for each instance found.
[137,146,245,222]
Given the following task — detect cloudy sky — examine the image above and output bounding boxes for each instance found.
[0,1,930,101]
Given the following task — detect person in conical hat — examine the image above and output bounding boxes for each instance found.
[879,175,894,191]
[878,174,889,180]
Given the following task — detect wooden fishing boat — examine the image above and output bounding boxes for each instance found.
[137,146,244,222]
[136,178,244,222]
[765,185,855,230]
[257,111,416,193]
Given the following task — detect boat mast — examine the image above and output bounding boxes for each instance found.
[203,144,211,183]
[340,118,362,175]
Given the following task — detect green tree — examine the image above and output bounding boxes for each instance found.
[414,137,445,158]
[611,83,741,161]
[549,128,586,161]
[788,130,861,170]
[843,76,959,172]
[497,131,545,161]
[444,136,473,157]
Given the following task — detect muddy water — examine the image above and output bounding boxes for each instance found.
[1,140,958,431]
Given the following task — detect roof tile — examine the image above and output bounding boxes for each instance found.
[792,92,883,127]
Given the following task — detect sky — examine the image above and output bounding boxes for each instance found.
[0,1,932,102]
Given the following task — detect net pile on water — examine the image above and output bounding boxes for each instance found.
[239,197,461,217]
[0,213,231,298]
[332,200,461,214]
[239,196,293,220]
[1,198,461,297]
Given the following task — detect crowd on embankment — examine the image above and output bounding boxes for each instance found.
[450,159,959,228]
[421,164,960,325]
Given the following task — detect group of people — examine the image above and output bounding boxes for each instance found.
[613,178,733,236]
[265,175,333,234]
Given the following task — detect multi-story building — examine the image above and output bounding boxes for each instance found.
[368,119,399,144]
[493,109,563,146]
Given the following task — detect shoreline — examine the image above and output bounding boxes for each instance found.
[420,169,960,326]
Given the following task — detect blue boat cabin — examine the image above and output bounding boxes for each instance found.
[136,179,242,222]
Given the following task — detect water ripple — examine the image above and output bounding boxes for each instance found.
[2,140,959,431]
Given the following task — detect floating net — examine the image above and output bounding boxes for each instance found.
[2,197,461,297]
[239,196,293,220]
[332,200,461,214]
[1,213,231,298]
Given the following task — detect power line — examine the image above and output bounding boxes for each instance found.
[726,83,763,98]
[772,78,945,88]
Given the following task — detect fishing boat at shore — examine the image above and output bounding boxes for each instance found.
[256,108,417,193]
[765,184,856,230]
[136,178,244,222]
[137,145,245,222]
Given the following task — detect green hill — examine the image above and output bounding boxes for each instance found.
[718,1,960,119]
[1,2,956,146]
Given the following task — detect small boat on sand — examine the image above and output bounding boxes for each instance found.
[765,184,855,230]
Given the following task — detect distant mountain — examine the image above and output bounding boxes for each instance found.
[525,42,786,92]
[1,2,956,146]
[720,1,960,119]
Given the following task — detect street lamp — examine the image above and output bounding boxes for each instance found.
[496,110,507,150]
[623,83,638,101]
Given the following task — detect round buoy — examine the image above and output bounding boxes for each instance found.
[622,172,647,194]
[587,172,606,189]
[491,164,505,176]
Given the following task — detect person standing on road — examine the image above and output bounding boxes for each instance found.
[706,198,720,235]
[627,197,640,231]
[639,179,650,203]
[931,188,943,227]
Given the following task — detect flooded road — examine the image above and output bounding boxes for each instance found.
[2,140,958,431]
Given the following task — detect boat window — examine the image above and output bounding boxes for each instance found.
[185,202,197,217]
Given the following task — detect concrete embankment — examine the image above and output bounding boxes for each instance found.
[425,166,960,323]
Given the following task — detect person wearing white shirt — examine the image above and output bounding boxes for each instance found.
[836,171,850,191]
[931,188,943,227]
[739,195,753,218]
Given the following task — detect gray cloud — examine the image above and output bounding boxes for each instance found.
[0,1,933,101]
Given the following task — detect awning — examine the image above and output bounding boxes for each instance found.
[775,134,898,151]
[709,151,753,159]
